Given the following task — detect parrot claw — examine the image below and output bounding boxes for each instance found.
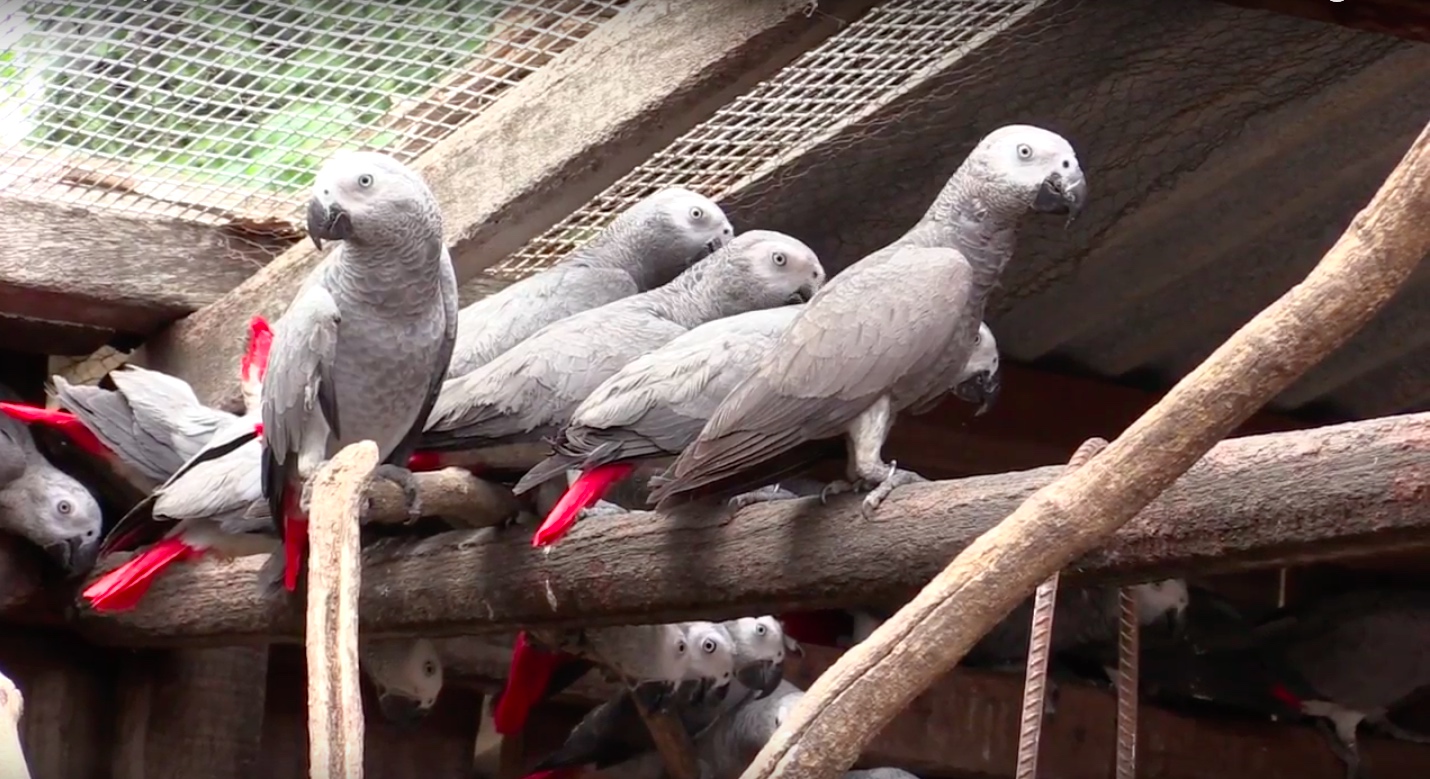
[369,464,423,523]
[819,480,857,503]
[728,484,802,509]
[577,500,627,522]
[859,461,926,517]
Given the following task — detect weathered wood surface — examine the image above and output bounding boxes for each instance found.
[441,641,1430,779]
[71,411,1430,646]
[0,630,114,779]
[306,443,376,779]
[1217,0,1430,43]
[138,0,881,411]
[0,196,285,338]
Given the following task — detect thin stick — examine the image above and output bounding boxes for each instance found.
[0,670,31,779]
[306,442,378,779]
[1114,588,1140,779]
[740,119,1430,779]
[1014,437,1108,779]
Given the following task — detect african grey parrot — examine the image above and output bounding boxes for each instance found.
[530,616,798,774]
[446,187,734,378]
[419,230,826,498]
[259,150,458,593]
[0,384,103,575]
[361,637,445,725]
[679,621,737,705]
[493,622,696,736]
[648,124,1086,515]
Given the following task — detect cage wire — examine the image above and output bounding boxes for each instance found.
[491,0,1045,280]
[0,0,626,243]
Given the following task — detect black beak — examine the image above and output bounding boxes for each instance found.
[307,197,353,250]
[46,535,98,577]
[790,282,817,305]
[737,660,784,699]
[954,368,1002,417]
[678,677,713,706]
[1162,609,1189,641]
[631,680,677,713]
[377,693,430,727]
[1032,171,1088,223]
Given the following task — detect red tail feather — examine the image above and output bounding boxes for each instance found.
[245,315,275,381]
[0,402,111,459]
[81,537,202,612]
[493,632,566,735]
[283,515,307,592]
[407,450,444,472]
[533,463,635,548]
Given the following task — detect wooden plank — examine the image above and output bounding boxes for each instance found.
[0,196,287,337]
[0,630,115,779]
[440,642,1430,779]
[71,411,1430,646]
[136,0,882,411]
[1216,0,1430,44]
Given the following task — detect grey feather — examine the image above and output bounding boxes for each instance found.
[447,187,734,378]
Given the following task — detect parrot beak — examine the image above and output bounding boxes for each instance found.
[631,680,677,713]
[1033,170,1088,223]
[45,535,99,577]
[737,660,785,699]
[1161,607,1189,641]
[954,367,1002,417]
[377,692,431,728]
[678,677,712,706]
[307,196,354,250]
[709,680,731,702]
[790,282,818,305]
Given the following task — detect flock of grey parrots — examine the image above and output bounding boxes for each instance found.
[0,122,1426,779]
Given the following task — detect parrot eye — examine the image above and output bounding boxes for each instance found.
[423,660,437,677]
[676,640,688,654]
[689,206,704,220]
[771,252,787,267]
[754,624,767,636]
[1016,143,1033,160]
[701,638,717,654]
[357,173,375,188]
[56,499,72,515]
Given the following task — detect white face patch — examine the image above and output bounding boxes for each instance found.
[1133,579,1191,624]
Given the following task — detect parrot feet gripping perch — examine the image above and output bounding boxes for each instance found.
[361,463,424,525]
[820,461,927,518]
[578,500,626,522]
[630,679,679,714]
[727,483,802,510]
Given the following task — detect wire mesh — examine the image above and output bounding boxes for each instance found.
[0,0,626,235]
[491,0,1041,280]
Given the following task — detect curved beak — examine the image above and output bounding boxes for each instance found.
[677,677,712,706]
[1032,170,1088,223]
[790,282,818,305]
[736,660,785,699]
[631,680,678,713]
[306,197,353,250]
[954,367,1002,417]
[1161,607,1189,641]
[377,692,431,728]
[46,535,99,577]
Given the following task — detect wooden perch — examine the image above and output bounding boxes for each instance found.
[306,442,377,779]
[632,695,701,779]
[738,122,1430,779]
[364,467,520,529]
[0,668,30,779]
[73,410,1430,647]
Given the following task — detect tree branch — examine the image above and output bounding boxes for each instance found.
[364,467,520,530]
[739,122,1430,778]
[306,442,376,779]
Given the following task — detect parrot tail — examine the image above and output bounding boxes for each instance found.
[532,463,635,548]
[82,537,202,612]
[406,449,445,472]
[0,402,111,459]
[243,315,275,383]
[283,515,308,592]
[493,631,566,735]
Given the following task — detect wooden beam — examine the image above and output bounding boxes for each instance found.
[0,196,287,337]
[1216,0,1430,44]
[440,642,1430,779]
[136,0,881,410]
[72,411,1430,647]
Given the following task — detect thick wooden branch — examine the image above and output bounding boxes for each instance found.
[364,467,520,530]
[0,668,30,779]
[137,0,880,410]
[741,122,1430,779]
[439,642,1430,779]
[0,196,285,338]
[72,411,1430,647]
[306,443,375,779]
[633,696,701,779]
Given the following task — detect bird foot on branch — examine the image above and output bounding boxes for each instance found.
[861,462,926,516]
[578,500,628,522]
[727,484,802,510]
[364,464,423,524]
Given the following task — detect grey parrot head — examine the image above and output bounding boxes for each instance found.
[725,616,790,698]
[679,621,736,705]
[363,638,444,728]
[306,150,442,251]
[2,469,103,576]
[636,186,736,267]
[966,124,1088,223]
[714,229,828,311]
[953,322,1001,417]
[1131,578,1192,638]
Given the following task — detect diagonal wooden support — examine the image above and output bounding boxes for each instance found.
[740,118,1430,779]
[306,442,379,779]
[1015,437,1108,779]
[632,694,701,779]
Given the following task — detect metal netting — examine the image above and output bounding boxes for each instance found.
[490,0,1043,280]
[0,0,626,235]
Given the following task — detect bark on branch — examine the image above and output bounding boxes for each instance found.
[364,466,521,530]
[738,121,1430,779]
[306,442,376,779]
[71,409,1430,648]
